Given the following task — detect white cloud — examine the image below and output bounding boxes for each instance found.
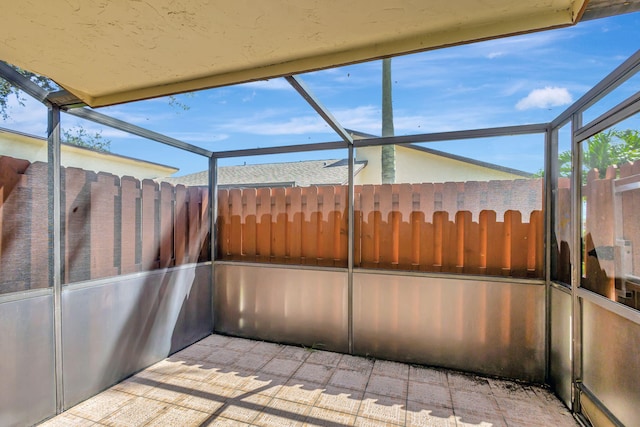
[486,51,505,59]
[241,79,291,91]
[515,87,572,110]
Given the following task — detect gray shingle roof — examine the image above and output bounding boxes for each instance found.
[163,159,367,187]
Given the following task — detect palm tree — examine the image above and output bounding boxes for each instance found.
[381,58,396,184]
[550,129,640,180]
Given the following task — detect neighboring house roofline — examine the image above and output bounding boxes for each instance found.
[0,126,179,173]
[346,128,532,177]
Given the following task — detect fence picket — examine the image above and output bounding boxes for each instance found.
[90,172,119,278]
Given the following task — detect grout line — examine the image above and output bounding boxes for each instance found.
[445,371,459,427]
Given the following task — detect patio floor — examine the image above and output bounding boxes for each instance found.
[39,334,578,427]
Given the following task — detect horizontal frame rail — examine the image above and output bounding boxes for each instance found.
[66,108,213,157]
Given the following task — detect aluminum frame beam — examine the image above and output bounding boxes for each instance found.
[353,123,549,148]
[286,75,353,145]
[0,60,50,103]
[575,90,640,142]
[552,49,640,128]
[212,141,346,158]
[66,107,213,157]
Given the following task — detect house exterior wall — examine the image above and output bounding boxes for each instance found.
[355,145,525,184]
[0,129,178,179]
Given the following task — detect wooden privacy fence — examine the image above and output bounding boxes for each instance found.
[583,161,640,309]
[218,179,544,277]
[0,155,210,293]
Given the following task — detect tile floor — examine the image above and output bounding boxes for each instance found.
[40,334,578,427]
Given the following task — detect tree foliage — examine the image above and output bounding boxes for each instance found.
[62,127,111,153]
[541,128,640,179]
[0,64,57,120]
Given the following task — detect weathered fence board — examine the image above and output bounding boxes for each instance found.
[0,155,210,293]
[217,181,546,278]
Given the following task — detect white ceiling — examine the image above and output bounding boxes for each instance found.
[1,1,588,107]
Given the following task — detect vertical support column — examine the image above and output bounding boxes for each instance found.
[544,125,555,383]
[210,156,217,331]
[571,113,583,413]
[348,144,355,354]
[48,105,64,412]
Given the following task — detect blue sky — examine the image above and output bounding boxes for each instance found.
[2,12,639,176]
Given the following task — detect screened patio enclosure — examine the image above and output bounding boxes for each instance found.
[1,3,640,427]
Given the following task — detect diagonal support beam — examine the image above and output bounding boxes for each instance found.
[66,107,213,157]
[285,75,353,145]
[0,61,50,103]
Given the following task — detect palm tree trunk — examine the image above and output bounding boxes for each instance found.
[381,58,395,184]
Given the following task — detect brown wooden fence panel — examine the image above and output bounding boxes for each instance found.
[174,185,187,265]
[0,156,212,294]
[159,182,174,268]
[256,187,271,262]
[398,184,413,269]
[64,167,92,282]
[217,189,229,259]
[302,186,319,265]
[120,176,141,274]
[90,172,119,279]
[27,161,49,289]
[272,187,287,263]
[286,187,302,263]
[584,168,616,299]
[228,188,242,260]
[0,156,32,292]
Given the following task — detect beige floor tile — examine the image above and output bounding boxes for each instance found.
[260,357,304,377]
[240,374,289,397]
[447,372,491,392]
[111,371,167,397]
[365,375,408,399]
[276,380,325,406]
[304,407,356,426]
[252,341,285,357]
[206,368,253,390]
[144,405,210,426]
[67,389,136,422]
[278,346,312,362]
[38,412,95,427]
[353,415,403,426]
[314,386,364,415]
[198,334,234,348]
[213,393,271,424]
[407,382,453,408]
[409,366,448,387]
[164,378,231,413]
[99,396,168,427]
[357,393,406,425]
[406,400,456,427]
[450,389,499,415]
[43,336,580,427]
[146,358,185,376]
[338,355,374,373]
[173,362,220,383]
[454,410,507,427]
[293,362,337,385]
[233,352,271,371]
[254,398,312,427]
[201,415,252,426]
[204,348,245,366]
[173,343,215,361]
[305,350,343,367]
[371,360,409,380]
[225,337,259,352]
[328,368,370,391]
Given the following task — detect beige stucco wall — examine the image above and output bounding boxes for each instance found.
[0,129,178,179]
[354,145,525,185]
